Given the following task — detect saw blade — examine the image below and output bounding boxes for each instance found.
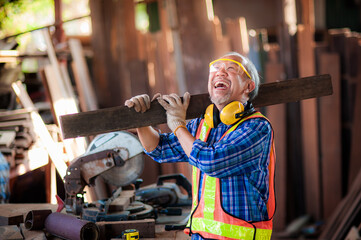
[100,153,144,187]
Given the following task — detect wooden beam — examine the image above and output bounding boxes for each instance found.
[60,74,332,139]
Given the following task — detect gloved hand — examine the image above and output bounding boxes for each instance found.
[125,94,160,113]
[157,92,191,133]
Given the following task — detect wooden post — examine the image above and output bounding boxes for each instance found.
[225,17,249,56]
[348,35,361,189]
[175,0,215,94]
[318,51,342,220]
[89,0,138,107]
[277,0,305,221]
[298,0,322,220]
[264,44,287,230]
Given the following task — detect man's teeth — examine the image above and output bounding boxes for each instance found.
[215,82,229,88]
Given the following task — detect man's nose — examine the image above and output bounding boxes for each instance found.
[216,66,227,75]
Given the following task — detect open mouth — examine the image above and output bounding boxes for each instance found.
[214,81,229,89]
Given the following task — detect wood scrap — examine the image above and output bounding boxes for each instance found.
[0,225,23,240]
[0,131,16,147]
[319,169,361,239]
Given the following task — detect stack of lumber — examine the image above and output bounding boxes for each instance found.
[0,109,35,168]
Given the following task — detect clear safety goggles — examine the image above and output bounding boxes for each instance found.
[209,58,252,79]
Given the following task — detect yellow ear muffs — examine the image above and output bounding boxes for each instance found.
[220,101,245,125]
[204,104,215,128]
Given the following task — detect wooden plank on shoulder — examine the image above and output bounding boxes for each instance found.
[60,74,332,139]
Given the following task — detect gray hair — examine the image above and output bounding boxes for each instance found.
[221,52,260,102]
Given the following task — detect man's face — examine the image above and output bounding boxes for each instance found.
[208,55,254,110]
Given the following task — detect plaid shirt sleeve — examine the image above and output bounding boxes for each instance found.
[145,118,201,163]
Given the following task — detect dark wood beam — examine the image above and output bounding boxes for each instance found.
[60,74,332,139]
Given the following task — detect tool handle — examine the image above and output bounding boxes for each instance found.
[165,224,187,231]
[157,174,192,198]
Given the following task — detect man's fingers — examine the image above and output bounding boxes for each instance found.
[169,93,182,105]
[125,94,151,113]
[183,92,191,108]
[138,94,150,112]
[162,95,176,106]
[152,93,161,101]
[157,98,170,110]
[124,100,134,108]
[132,97,141,112]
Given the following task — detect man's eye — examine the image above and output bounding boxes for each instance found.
[227,66,236,71]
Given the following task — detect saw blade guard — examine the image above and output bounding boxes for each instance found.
[87,131,145,187]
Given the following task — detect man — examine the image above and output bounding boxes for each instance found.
[125,52,275,239]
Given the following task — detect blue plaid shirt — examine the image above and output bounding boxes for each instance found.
[146,115,273,239]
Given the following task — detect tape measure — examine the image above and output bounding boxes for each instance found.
[122,229,139,240]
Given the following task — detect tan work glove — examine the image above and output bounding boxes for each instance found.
[157,92,191,133]
[125,94,160,113]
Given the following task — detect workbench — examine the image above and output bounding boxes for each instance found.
[0,203,191,239]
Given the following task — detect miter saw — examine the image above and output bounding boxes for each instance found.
[64,130,192,225]
[64,131,145,215]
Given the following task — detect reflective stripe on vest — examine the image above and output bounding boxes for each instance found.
[184,112,275,240]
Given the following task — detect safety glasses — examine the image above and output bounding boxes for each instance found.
[209,58,252,79]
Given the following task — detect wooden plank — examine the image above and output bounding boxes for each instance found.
[318,52,342,220]
[175,0,214,93]
[0,204,58,227]
[348,35,361,189]
[96,219,155,239]
[42,29,87,160]
[0,131,16,147]
[0,214,23,227]
[319,169,361,239]
[11,81,68,179]
[0,109,31,117]
[69,38,98,112]
[60,74,332,139]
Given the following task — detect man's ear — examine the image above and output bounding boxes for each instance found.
[247,81,255,93]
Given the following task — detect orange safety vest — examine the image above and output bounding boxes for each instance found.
[184,112,276,240]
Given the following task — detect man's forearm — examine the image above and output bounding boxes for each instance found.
[136,126,160,152]
[174,127,195,157]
